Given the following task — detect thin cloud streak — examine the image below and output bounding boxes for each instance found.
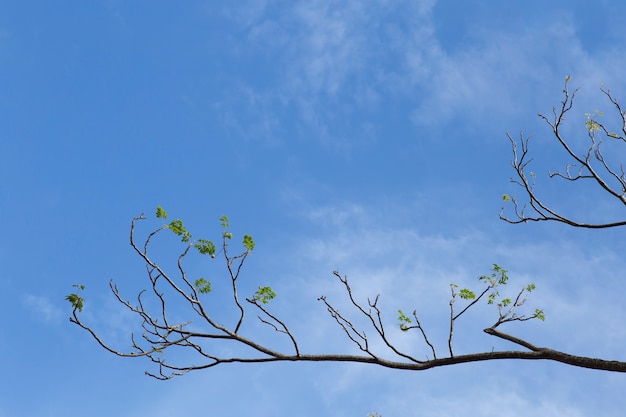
[22,293,63,323]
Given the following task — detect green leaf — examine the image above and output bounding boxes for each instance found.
[534,308,546,321]
[459,288,475,300]
[242,235,255,251]
[500,298,511,307]
[66,285,85,312]
[167,219,192,242]
[254,286,276,304]
[194,278,212,294]
[502,194,511,202]
[585,110,603,132]
[492,264,508,285]
[194,239,216,256]
[398,309,412,331]
[219,215,229,229]
[526,283,536,292]
[155,206,168,219]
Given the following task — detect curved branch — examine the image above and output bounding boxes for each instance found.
[501,79,626,228]
[68,211,626,379]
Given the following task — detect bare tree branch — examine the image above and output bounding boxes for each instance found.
[68,80,626,377]
[501,78,626,228]
[66,209,626,378]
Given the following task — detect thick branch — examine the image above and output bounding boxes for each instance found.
[70,299,626,375]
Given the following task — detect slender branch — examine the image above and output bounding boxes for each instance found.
[412,310,437,359]
[247,297,300,356]
[223,236,247,334]
[501,79,626,228]
[448,286,456,357]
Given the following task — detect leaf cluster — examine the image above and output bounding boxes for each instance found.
[194,278,212,294]
[65,284,85,312]
[254,286,276,304]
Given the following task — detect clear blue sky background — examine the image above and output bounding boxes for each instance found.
[2,1,626,416]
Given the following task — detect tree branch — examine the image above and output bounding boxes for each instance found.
[67,209,626,378]
[501,78,626,228]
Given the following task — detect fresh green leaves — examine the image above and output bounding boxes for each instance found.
[479,264,509,287]
[534,308,546,321]
[66,284,85,312]
[194,239,216,257]
[397,309,412,331]
[152,207,260,301]
[447,264,544,325]
[219,216,233,239]
[254,286,276,304]
[479,264,509,304]
[167,219,192,243]
[242,235,255,251]
[194,278,212,294]
[585,109,603,132]
[219,215,229,229]
[459,288,475,300]
[155,208,253,254]
[156,206,193,243]
[156,206,168,219]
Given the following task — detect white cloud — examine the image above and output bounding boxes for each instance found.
[214,1,626,149]
[22,294,63,323]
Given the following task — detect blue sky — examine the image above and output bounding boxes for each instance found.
[2,1,626,416]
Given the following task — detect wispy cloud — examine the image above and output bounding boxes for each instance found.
[22,294,63,323]
[212,1,626,150]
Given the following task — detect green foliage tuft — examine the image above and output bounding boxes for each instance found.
[194,239,216,256]
[459,288,475,300]
[167,219,192,242]
[585,110,603,132]
[219,215,229,229]
[155,206,168,219]
[502,194,511,202]
[66,284,86,312]
[397,309,412,331]
[534,308,546,321]
[194,278,212,294]
[242,234,255,251]
[254,286,276,304]
[480,264,508,286]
